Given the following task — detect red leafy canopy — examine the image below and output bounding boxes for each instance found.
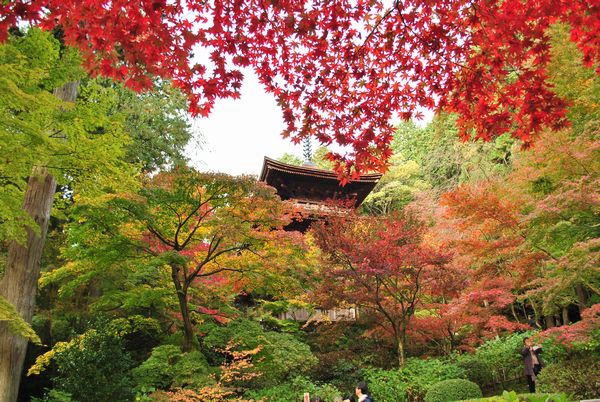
[2,0,599,174]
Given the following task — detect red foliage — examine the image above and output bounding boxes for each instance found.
[537,303,600,345]
[407,184,542,350]
[311,211,450,363]
[2,1,599,174]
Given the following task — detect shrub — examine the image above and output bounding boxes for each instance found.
[460,390,571,402]
[402,358,467,400]
[458,357,494,389]
[424,379,482,402]
[50,329,134,402]
[364,358,466,402]
[201,318,318,388]
[364,368,408,402]
[132,344,214,390]
[244,376,341,402]
[537,355,600,400]
[474,332,534,384]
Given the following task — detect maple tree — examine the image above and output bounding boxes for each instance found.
[46,169,304,352]
[1,1,599,174]
[311,211,450,366]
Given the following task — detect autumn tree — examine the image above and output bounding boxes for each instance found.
[1,1,599,173]
[46,169,304,352]
[311,211,450,366]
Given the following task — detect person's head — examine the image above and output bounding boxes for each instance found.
[523,337,532,347]
[311,397,323,402]
[355,381,369,396]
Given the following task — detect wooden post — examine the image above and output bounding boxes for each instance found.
[0,168,56,402]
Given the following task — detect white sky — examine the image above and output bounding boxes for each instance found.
[186,72,302,176]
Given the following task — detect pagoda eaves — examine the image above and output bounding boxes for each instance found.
[260,157,381,231]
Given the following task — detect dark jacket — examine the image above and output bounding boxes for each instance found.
[521,346,543,376]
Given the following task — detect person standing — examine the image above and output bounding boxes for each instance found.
[521,337,543,393]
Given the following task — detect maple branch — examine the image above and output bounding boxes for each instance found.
[178,186,224,249]
[185,239,250,288]
[147,224,176,248]
[355,5,396,56]
[394,2,470,73]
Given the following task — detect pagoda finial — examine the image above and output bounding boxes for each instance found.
[302,136,315,166]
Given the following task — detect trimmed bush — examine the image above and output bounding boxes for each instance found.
[537,355,600,400]
[458,358,494,389]
[425,379,483,402]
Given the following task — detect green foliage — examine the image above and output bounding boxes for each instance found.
[424,379,482,402]
[278,152,303,166]
[277,146,335,170]
[362,154,429,214]
[546,24,600,133]
[474,332,533,384]
[48,328,134,402]
[0,295,41,344]
[462,390,572,402]
[244,376,341,402]
[31,389,74,402]
[201,318,318,388]
[364,358,466,402]
[364,368,409,402]
[392,116,515,192]
[401,358,467,401]
[105,79,193,171]
[457,357,494,389]
[0,28,136,243]
[132,344,214,391]
[537,355,600,400]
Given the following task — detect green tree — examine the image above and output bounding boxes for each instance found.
[361,154,429,215]
[392,115,515,192]
[43,169,305,352]
[0,29,136,401]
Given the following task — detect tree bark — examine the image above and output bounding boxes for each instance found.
[171,265,194,352]
[0,168,56,402]
[397,330,406,367]
[562,307,570,326]
[575,284,587,315]
[0,81,77,402]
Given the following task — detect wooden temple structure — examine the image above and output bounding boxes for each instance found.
[259,156,382,232]
[259,156,381,322]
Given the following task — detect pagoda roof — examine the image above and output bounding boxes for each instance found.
[259,157,381,207]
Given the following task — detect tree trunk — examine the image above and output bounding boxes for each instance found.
[171,265,194,352]
[575,284,587,315]
[562,307,570,326]
[0,168,56,402]
[0,81,77,402]
[397,331,406,367]
[544,315,555,329]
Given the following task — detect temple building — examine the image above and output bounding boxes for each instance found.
[259,156,381,232]
[259,153,382,322]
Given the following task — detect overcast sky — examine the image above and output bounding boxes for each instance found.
[186,72,302,177]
